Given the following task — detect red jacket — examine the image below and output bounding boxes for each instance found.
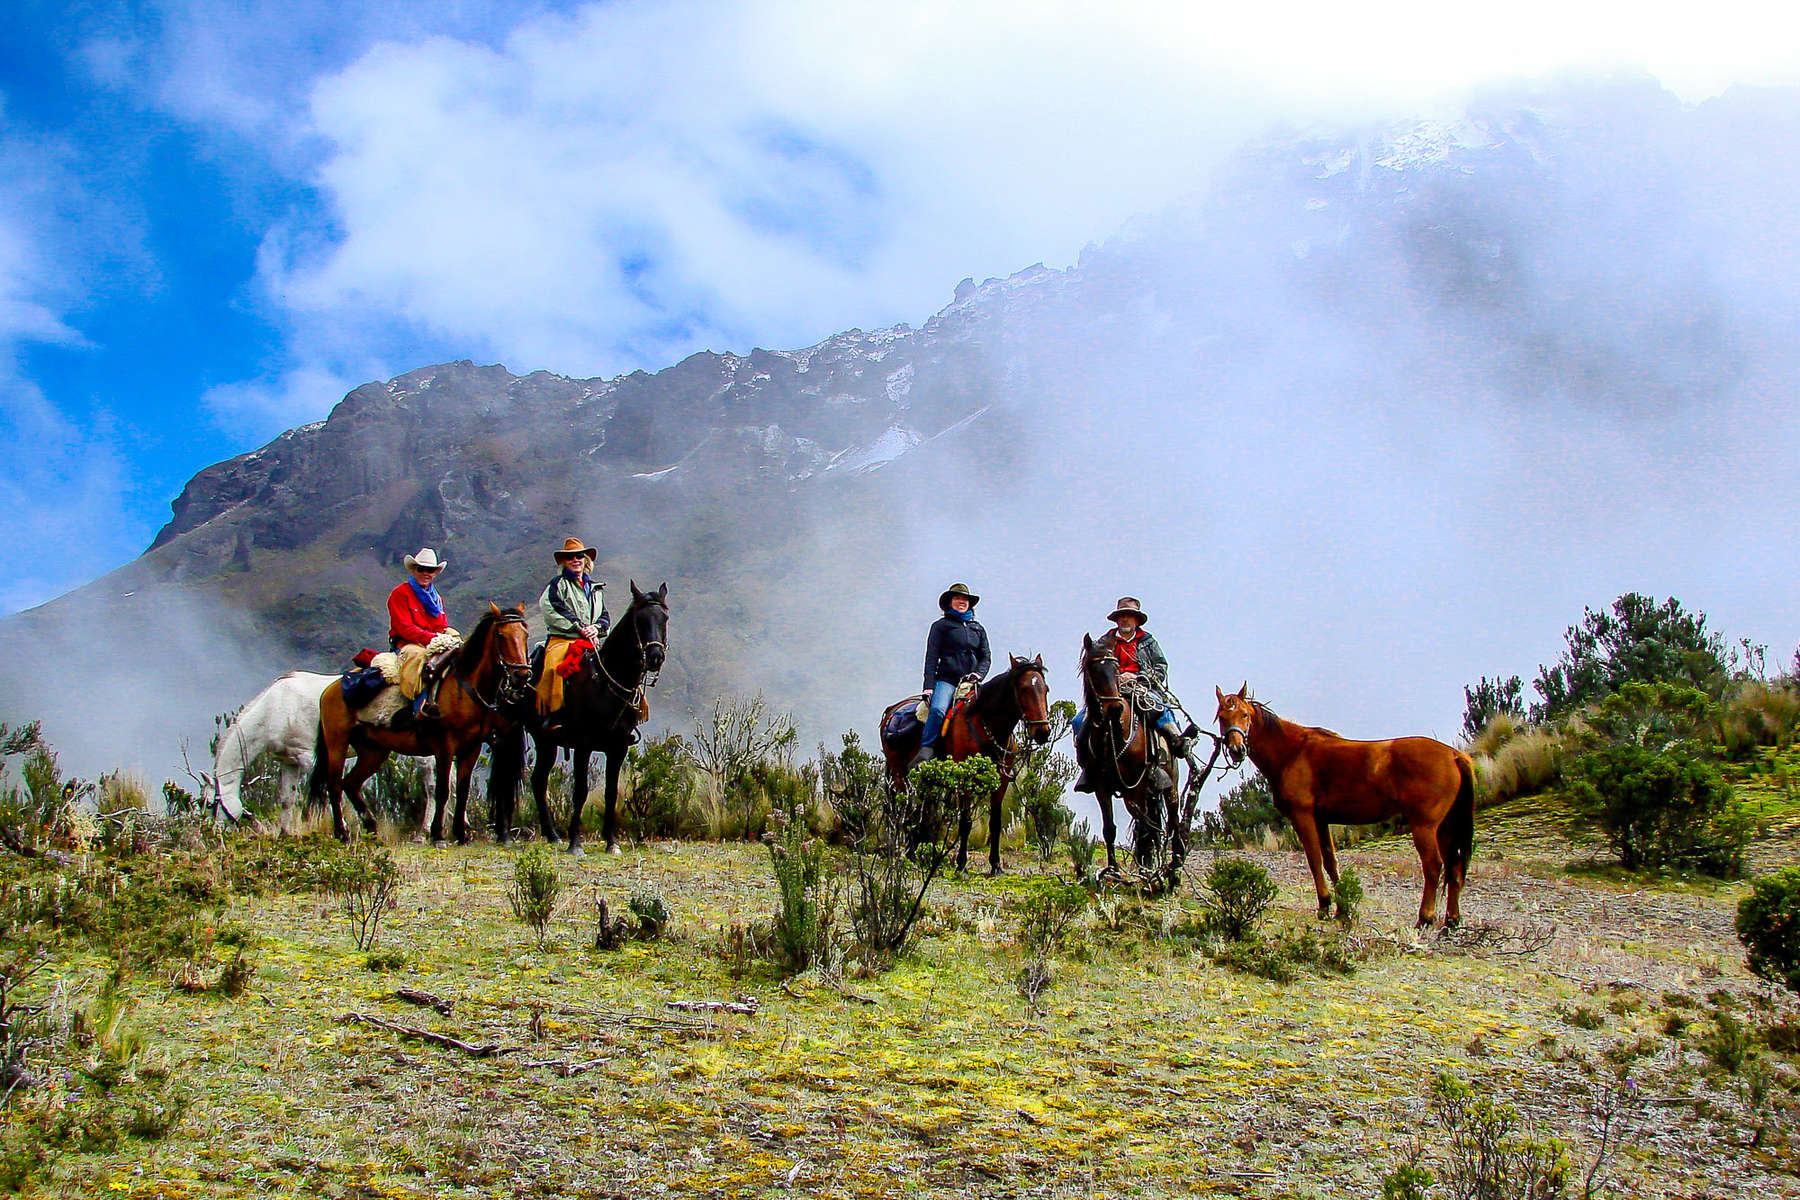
[388,581,449,649]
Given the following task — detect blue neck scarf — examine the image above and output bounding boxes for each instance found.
[408,577,444,618]
[946,607,974,622]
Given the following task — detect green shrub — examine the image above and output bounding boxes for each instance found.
[765,796,837,975]
[1012,701,1078,861]
[1380,1163,1434,1200]
[1563,1005,1605,1030]
[1213,936,1297,983]
[506,845,562,950]
[364,948,407,972]
[623,736,699,842]
[845,784,947,968]
[627,886,673,937]
[1427,1073,1571,1199]
[1736,866,1800,994]
[908,754,1002,855]
[1463,675,1526,743]
[1565,740,1748,875]
[1332,867,1364,927]
[1065,820,1099,883]
[1200,856,1278,941]
[819,731,888,846]
[317,840,402,951]
[1532,592,1728,721]
[1699,1006,1754,1075]
[1197,773,1285,848]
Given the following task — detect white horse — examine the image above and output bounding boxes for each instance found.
[204,671,336,821]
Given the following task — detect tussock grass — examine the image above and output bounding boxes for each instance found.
[1474,726,1566,809]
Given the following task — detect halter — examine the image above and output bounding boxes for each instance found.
[454,612,533,715]
[588,601,667,707]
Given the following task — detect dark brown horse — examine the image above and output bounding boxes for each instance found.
[309,605,533,843]
[1212,684,1475,928]
[878,654,1053,875]
[491,582,668,855]
[1074,633,1189,887]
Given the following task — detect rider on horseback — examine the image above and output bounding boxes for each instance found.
[1073,597,1198,792]
[388,548,456,719]
[909,582,991,769]
[536,536,610,725]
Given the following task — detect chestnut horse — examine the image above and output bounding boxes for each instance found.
[1212,685,1475,928]
[1075,633,1188,888]
[309,605,533,843]
[879,654,1053,875]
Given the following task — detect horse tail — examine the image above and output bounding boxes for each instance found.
[488,722,526,826]
[1445,752,1476,884]
[305,719,330,807]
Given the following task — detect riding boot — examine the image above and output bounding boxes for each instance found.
[419,674,442,720]
[907,743,937,771]
[1073,769,1095,793]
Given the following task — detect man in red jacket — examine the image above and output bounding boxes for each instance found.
[387,548,454,718]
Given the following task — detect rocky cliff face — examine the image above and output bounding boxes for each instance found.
[7,79,1799,777]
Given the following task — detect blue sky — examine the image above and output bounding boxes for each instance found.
[3,0,1798,614]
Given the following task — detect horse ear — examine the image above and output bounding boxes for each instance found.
[489,601,501,616]
[1032,653,1044,668]
[657,582,668,600]
[1216,685,1227,703]
[630,580,643,599]
[1083,633,1094,649]
[1010,653,1024,667]
[1237,682,1249,699]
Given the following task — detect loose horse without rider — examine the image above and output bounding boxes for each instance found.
[309,604,533,843]
[1213,684,1476,928]
[205,670,335,821]
[491,582,668,855]
[1075,633,1192,888]
[879,653,1053,875]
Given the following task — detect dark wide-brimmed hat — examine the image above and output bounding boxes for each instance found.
[553,536,598,561]
[938,582,980,610]
[1108,596,1148,624]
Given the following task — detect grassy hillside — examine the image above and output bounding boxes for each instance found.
[5,804,1794,1199]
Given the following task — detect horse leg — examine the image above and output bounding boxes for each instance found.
[1320,825,1342,899]
[428,751,452,844]
[528,740,559,844]
[955,798,973,876]
[341,743,386,837]
[603,747,624,854]
[452,747,477,845]
[1410,823,1445,929]
[1167,790,1187,882]
[1436,819,1465,929]
[987,784,1006,876]
[1287,808,1334,920]
[1098,792,1121,879]
[566,748,590,857]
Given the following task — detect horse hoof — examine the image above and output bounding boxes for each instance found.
[607,844,622,857]
[430,838,447,849]
[568,844,586,859]
[1445,916,1461,930]
[988,865,1005,878]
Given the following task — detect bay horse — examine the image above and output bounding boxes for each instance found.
[878,654,1053,875]
[1213,684,1475,928]
[205,670,334,821]
[491,582,668,855]
[1074,634,1188,888]
[308,605,533,843]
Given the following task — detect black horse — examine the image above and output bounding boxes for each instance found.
[491,582,668,854]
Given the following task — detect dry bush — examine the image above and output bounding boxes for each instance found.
[1467,711,1525,759]
[1475,726,1566,808]
[1720,679,1800,757]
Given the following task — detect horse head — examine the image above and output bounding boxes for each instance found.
[627,581,670,672]
[1008,653,1053,745]
[1081,633,1126,721]
[483,602,534,707]
[1214,682,1252,766]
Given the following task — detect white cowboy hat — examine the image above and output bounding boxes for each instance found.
[403,548,447,572]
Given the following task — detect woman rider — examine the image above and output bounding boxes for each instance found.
[910,582,991,768]
[1073,596,1197,791]
[387,547,452,718]
[536,536,610,722]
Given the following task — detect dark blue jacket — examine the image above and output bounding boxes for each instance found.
[923,615,991,691]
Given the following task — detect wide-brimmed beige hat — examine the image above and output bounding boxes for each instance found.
[403,548,447,572]
[1108,596,1147,624]
[938,582,980,610]
[554,536,598,561]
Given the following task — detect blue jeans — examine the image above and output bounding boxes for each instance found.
[1074,705,1182,740]
[920,680,956,747]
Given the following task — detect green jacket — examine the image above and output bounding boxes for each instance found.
[1096,627,1168,689]
[539,571,609,640]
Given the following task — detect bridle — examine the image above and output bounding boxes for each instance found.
[1013,663,1053,743]
[454,612,533,714]
[590,601,667,705]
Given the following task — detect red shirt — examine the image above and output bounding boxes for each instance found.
[388,581,450,649]
[1115,630,1141,675]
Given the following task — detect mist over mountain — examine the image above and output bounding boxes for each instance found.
[5,77,1797,786]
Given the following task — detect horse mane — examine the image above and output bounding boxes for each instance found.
[452,608,520,677]
[1253,700,1340,740]
[599,589,665,657]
